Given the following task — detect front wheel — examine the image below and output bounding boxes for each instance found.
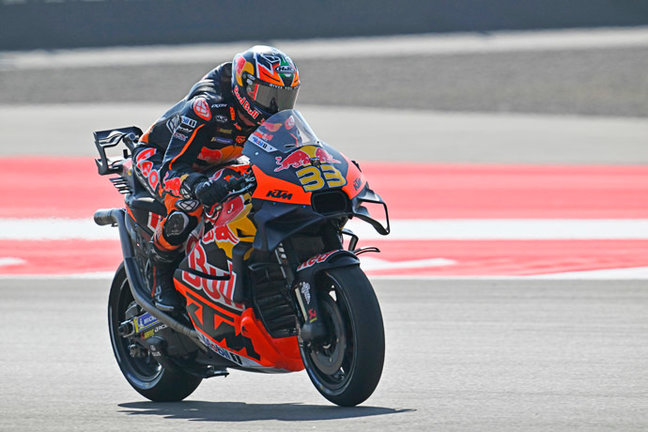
[108,263,202,401]
[300,266,385,406]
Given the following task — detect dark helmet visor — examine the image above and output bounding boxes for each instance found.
[250,83,300,114]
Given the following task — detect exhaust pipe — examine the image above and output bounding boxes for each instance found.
[94,208,202,346]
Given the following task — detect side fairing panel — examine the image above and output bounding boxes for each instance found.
[174,210,303,371]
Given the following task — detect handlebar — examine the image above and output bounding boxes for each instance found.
[204,171,257,219]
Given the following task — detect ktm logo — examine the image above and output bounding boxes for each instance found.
[266,189,293,200]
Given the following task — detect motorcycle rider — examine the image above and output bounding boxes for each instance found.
[133,45,300,312]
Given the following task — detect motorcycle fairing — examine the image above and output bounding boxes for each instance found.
[173,185,303,372]
[175,272,303,372]
[242,110,390,247]
[243,110,366,202]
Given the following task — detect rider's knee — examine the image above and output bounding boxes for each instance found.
[162,210,199,246]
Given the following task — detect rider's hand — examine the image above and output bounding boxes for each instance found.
[194,178,230,208]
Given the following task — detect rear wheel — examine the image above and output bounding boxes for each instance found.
[300,266,385,406]
[108,263,202,401]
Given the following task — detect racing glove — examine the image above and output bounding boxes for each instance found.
[193,178,230,208]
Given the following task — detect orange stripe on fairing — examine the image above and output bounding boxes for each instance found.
[251,165,311,204]
[168,124,205,171]
[341,155,367,200]
[126,206,137,222]
[175,280,241,322]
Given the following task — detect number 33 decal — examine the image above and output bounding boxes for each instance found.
[296,164,346,192]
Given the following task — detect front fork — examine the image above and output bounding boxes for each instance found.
[274,243,328,343]
[294,279,328,342]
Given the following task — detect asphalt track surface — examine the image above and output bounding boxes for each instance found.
[1,30,647,431]
[1,279,646,432]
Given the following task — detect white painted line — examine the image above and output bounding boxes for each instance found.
[359,256,456,271]
[1,218,648,240]
[0,272,115,280]
[1,27,647,70]
[0,257,26,267]
[369,266,648,280]
[530,266,648,279]
[2,267,647,280]
[346,219,648,240]
[0,218,118,240]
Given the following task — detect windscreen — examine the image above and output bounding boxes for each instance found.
[243,109,319,156]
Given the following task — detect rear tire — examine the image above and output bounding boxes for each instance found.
[300,266,385,406]
[108,263,202,401]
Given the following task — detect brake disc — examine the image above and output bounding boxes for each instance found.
[309,295,347,375]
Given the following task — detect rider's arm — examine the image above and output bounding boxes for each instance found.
[159,96,214,198]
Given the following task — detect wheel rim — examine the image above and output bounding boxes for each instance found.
[309,295,346,375]
[109,277,162,384]
[302,274,356,394]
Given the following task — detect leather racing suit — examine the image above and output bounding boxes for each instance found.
[133,62,256,310]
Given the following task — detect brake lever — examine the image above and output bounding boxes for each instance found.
[204,175,256,219]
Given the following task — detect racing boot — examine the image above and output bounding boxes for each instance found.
[149,245,184,313]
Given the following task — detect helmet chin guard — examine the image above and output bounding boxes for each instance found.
[232,45,300,124]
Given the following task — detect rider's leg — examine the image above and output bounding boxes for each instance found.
[150,197,202,312]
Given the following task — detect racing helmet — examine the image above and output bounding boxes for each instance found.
[231,45,300,123]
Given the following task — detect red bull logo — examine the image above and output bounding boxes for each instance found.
[274,146,341,172]
[182,243,244,311]
[315,147,341,165]
[274,149,311,172]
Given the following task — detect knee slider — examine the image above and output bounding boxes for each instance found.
[162,211,197,245]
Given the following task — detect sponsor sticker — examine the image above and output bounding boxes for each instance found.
[166,115,180,133]
[134,312,159,333]
[300,282,311,304]
[181,116,197,128]
[233,86,260,119]
[297,250,340,271]
[196,333,245,366]
[212,137,234,145]
[266,189,293,200]
[249,134,277,152]
[173,131,188,141]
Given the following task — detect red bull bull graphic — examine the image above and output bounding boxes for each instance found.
[274,145,341,172]
[275,149,311,172]
[315,147,341,165]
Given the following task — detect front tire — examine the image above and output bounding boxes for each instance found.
[108,263,202,401]
[300,266,385,406]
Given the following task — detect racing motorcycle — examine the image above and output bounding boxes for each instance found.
[93,109,390,407]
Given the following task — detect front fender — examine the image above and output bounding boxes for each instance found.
[294,249,360,283]
[292,249,360,342]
